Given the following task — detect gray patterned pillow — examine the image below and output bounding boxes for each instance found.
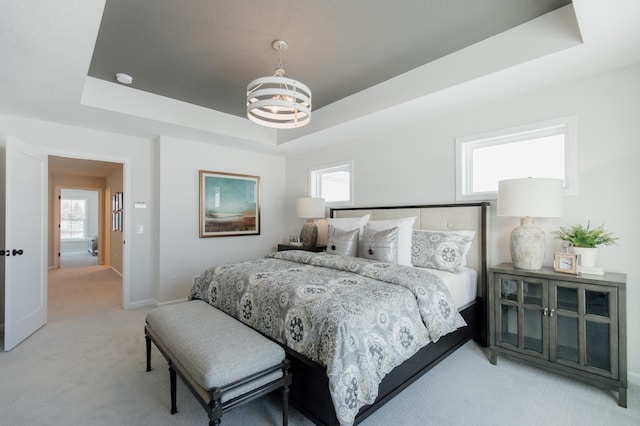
[411,230,475,273]
[326,225,359,257]
[361,226,399,263]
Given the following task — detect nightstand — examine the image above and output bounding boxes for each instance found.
[277,244,326,252]
[488,263,627,407]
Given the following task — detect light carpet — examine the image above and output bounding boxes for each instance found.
[1,267,638,425]
[59,250,99,269]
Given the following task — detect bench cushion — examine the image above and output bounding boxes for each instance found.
[145,300,285,390]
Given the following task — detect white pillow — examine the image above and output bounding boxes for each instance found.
[366,216,416,266]
[327,214,370,235]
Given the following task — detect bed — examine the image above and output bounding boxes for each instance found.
[190,202,489,425]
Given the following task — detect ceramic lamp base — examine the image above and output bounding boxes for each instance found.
[300,220,318,249]
[510,217,545,270]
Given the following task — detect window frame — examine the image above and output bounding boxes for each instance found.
[60,198,88,240]
[455,116,578,201]
[309,161,354,207]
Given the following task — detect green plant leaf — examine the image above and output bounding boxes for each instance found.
[553,221,618,248]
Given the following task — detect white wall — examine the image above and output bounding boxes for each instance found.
[285,63,640,382]
[156,136,286,303]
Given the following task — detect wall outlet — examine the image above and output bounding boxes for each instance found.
[169,276,177,286]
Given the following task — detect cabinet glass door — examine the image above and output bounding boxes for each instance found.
[550,281,618,378]
[496,274,548,359]
[585,289,615,374]
[553,286,579,363]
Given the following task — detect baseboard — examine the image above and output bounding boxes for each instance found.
[156,297,188,307]
[110,266,123,277]
[628,370,640,385]
[124,299,156,310]
[124,296,190,310]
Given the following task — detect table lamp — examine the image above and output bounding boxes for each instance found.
[296,197,325,248]
[497,178,563,270]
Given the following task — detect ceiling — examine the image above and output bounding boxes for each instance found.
[1,1,640,157]
[88,0,570,118]
[49,155,122,178]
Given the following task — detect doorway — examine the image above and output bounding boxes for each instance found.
[59,189,99,269]
[48,156,124,316]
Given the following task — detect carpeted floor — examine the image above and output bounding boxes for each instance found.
[0,267,638,425]
[59,250,99,269]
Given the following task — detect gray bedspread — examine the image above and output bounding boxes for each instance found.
[189,251,466,425]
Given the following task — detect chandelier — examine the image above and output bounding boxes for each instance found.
[246,40,312,129]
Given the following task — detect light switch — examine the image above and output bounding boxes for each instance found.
[136,225,143,234]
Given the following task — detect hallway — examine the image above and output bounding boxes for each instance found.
[48,261,122,322]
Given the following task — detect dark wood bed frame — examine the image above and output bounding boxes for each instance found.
[285,202,490,425]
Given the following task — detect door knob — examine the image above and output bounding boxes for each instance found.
[0,249,24,256]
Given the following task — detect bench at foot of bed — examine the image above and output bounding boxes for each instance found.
[145,300,291,426]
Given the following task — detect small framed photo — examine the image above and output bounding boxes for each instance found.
[554,252,578,274]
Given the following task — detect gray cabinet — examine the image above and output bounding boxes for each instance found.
[489,263,627,407]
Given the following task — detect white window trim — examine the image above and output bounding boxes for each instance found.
[455,115,578,201]
[308,160,354,207]
[61,197,89,240]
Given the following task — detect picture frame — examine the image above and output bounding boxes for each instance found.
[199,170,260,238]
[111,192,124,232]
[553,252,578,275]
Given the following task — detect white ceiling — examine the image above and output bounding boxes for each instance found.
[1,1,640,157]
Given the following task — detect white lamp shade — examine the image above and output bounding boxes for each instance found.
[497,178,563,218]
[296,197,325,219]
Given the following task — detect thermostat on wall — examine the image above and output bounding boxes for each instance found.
[134,201,147,208]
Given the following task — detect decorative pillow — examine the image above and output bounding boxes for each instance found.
[326,225,359,257]
[411,230,475,273]
[361,226,399,263]
[365,217,416,266]
[327,214,370,235]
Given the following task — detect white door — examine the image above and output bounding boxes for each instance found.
[2,136,47,351]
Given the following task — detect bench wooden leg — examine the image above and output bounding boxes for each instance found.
[208,389,223,426]
[282,359,291,426]
[169,364,177,414]
[282,384,289,426]
[145,331,152,372]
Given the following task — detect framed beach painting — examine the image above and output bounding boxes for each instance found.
[199,170,260,237]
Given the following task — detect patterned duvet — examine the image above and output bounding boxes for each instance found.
[189,250,466,425]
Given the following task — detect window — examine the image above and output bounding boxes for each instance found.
[456,116,577,200]
[61,199,87,239]
[310,162,352,205]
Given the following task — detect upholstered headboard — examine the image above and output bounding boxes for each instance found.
[330,202,490,345]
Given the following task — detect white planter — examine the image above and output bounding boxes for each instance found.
[574,247,598,267]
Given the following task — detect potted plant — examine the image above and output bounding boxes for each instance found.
[553,221,617,267]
